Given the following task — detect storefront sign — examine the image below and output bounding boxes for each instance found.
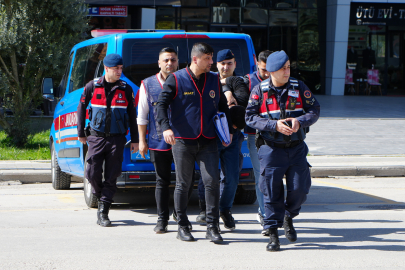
[88,6,128,17]
[350,3,405,26]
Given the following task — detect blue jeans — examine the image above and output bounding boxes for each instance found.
[172,139,220,226]
[198,130,243,212]
[247,134,265,217]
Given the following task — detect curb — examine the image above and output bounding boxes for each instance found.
[311,166,405,178]
[1,165,404,184]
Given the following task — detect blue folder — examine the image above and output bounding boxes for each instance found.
[213,112,231,145]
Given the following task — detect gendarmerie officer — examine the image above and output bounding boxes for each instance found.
[243,50,272,232]
[245,51,320,251]
[156,42,234,243]
[137,47,193,233]
[77,54,139,227]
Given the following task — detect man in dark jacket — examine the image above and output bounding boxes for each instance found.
[77,54,139,227]
[245,51,320,251]
[156,43,234,243]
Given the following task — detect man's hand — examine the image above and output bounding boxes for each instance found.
[276,120,293,136]
[163,129,176,145]
[285,118,300,133]
[139,140,149,158]
[223,133,233,147]
[224,91,237,107]
[276,118,300,135]
[78,137,87,144]
[131,143,139,154]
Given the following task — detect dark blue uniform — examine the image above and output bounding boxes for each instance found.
[77,76,138,203]
[245,77,320,229]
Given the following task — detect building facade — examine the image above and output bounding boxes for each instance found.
[85,0,405,96]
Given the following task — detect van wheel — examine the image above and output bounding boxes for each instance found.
[51,143,71,190]
[83,156,98,208]
[234,187,257,205]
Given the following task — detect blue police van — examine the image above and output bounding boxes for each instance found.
[42,30,258,208]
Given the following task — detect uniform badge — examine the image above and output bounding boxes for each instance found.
[287,97,296,110]
[288,90,299,98]
[252,94,259,100]
[209,90,215,98]
[266,99,273,105]
[304,90,312,98]
[118,93,123,99]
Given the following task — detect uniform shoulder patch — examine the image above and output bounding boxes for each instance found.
[303,90,312,98]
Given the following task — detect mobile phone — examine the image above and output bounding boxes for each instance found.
[283,120,292,128]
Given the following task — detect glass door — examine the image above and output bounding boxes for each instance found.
[387,30,405,95]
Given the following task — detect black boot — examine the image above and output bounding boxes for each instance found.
[266,228,280,252]
[97,201,112,227]
[196,200,207,225]
[206,224,223,243]
[283,215,297,242]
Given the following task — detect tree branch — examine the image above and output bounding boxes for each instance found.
[0,55,17,83]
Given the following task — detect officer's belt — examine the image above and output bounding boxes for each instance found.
[263,139,302,149]
[90,129,123,138]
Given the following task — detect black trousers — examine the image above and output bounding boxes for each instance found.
[151,149,194,221]
[172,139,219,226]
[85,135,126,203]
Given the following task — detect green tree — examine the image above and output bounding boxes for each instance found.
[0,0,89,146]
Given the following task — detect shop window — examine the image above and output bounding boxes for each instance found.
[298,0,317,9]
[242,4,268,24]
[212,3,241,23]
[181,8,210,31]
[70,43,108,92]
[297,8,320,92]
[243,0,270,8]
[270,0,297,9]
[181,0,209,6]
[156,7,179,29]
[269,9,297,26]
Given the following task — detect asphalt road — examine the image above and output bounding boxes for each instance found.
[1,177,404,270]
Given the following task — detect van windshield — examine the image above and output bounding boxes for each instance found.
[122,38,251,87]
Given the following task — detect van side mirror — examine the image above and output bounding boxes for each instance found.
[41,77,54,101]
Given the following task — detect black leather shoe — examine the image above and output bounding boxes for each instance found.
[154,219,168,234]
[283,215,297,242]
[97,201,112,227]
[220,210,235,230]
[172,211,193,231]
[266,228,280,252]
[176,226,195,241]
[206,224,223,243]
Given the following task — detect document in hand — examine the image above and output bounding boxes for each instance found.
[213,112,231,145]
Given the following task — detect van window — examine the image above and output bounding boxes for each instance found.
[58,52,74,98]
[122,39,188,87]
[190,38,250,76]
[70,43,108,92]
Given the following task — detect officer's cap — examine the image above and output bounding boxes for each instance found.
[217,49,235,62]
[266,50,289,72]
[104,54,123,67]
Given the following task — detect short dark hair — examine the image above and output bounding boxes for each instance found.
[191,42,214,58]
[229,105,246,130]
[258,50,273,63]
[159,47,177,55]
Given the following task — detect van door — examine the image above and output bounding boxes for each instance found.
[64,42,109,176]
[52,52,74,172]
